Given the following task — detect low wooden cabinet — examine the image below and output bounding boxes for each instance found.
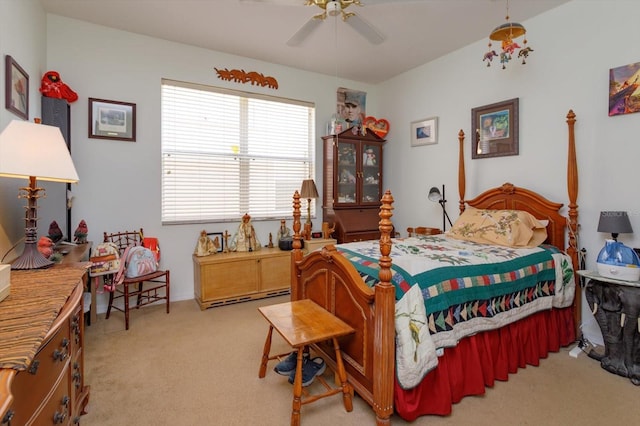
[193,248,291,309]
[1,267,90,426]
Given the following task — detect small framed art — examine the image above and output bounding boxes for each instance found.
[88,98,136,141]
[410,117,438,147]
[5,55,29,120]
[207,232,224,253]
[472,98,519,159]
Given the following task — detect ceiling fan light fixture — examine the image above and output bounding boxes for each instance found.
[326,1,340,17]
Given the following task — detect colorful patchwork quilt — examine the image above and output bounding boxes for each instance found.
[336,234,575,389]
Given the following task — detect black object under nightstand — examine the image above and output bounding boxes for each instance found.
[577,270,640,385]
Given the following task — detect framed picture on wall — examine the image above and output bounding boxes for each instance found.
[608,61,640,116]
[471,98,519,159]
[88,98,136,141]
[410,117,438,146]
[5,55,29,120]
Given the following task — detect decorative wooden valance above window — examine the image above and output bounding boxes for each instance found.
[214,68,279,90]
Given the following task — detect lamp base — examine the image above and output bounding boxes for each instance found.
[303,223,312,241]
[11,242,54,270]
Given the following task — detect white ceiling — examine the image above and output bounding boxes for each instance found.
[40,0,570,84]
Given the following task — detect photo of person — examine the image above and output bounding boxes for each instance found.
[337,87,366,127]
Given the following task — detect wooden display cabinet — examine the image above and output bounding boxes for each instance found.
[322,127,386,243]
[193,248,291,309]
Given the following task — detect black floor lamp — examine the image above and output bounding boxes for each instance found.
[428,185,453,231]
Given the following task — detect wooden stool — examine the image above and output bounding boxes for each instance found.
[258,299,355,426]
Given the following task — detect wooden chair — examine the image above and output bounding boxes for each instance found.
[103,228,170,330]
[406,226,442,237]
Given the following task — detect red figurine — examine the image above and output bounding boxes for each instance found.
[39,71,78,103]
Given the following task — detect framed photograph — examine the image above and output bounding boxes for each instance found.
[5,55,29,120]
[608,61,640,116]
[410,117,438,147]
[472,98,519,159]
[88,98,136,141]
[207,232,224,253]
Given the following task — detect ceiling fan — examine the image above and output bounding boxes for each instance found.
[243,0,387,46]
[289,1,384,46]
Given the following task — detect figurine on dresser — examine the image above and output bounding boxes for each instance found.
[277,219,291,243]
[194,230,220,257]
[229,213,261,252]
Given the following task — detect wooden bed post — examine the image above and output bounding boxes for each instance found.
[565,110,581,335]
[458,129,466,214]
[373,190,395,426]
[291,190,303,300]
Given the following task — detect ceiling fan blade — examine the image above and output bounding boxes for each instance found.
[286,17,323,46]
[345,13,384,44]
[239,0,302,5]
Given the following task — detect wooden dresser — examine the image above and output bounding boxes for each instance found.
[0,266,90,425]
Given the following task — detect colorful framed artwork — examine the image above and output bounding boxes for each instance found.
[609,62,640,116]
[88,98,136,141]
[471,98,519,159]
[410,117,438,147]
[5,55,29,120]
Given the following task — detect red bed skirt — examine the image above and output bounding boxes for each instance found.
[394,307,576,421]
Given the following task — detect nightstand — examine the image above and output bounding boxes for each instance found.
[305,238,337,253]
[577,270,640,385]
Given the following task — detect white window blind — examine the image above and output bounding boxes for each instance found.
[161,79,315,224]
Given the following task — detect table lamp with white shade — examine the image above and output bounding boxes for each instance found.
[0,120,79,270]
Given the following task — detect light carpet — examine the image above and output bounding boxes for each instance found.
[81,296,639,425]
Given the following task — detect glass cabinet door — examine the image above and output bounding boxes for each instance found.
[336,141,357,204]
[360,143,381,204]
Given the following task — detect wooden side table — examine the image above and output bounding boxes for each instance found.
[577,270,640,385]
[258,299,355,426]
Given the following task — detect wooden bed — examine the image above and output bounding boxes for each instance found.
[289,110,579,425]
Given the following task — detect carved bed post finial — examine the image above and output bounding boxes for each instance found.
[566,109,578,251]
[374,189,395,424]
[565,109,580,335]
[291,190,303,300]
[458,129,466,214]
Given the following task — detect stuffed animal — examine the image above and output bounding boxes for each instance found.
[39,71,78,103]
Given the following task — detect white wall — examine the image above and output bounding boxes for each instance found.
[43,15,377,312]
[0,0,67,264]
[379,0,640,343]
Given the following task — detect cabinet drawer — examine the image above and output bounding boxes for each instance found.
[343,231,381,243]
[30,366,71,426]
[10,321,71,425]
[201,259,259,301]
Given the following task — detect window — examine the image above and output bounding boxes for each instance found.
[161,79,315,224]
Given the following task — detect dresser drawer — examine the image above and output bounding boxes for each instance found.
[10,318,71,424]
[29,365,71,426]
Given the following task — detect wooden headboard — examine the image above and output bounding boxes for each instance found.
[456,110,580,332]
[461,182,567,251]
